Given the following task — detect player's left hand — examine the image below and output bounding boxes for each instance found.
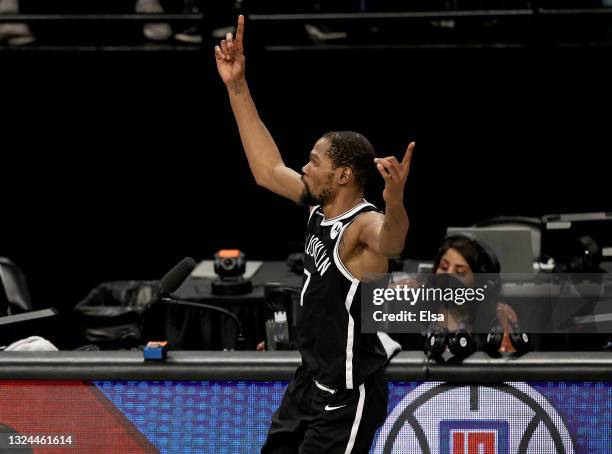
[375,141,415,206]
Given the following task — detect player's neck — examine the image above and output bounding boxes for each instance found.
[321,193,365,220]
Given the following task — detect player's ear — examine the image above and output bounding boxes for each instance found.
[338,167,353,185]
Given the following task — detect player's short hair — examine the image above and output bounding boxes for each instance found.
[323,131,375,190]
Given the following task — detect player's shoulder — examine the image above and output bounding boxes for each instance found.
[349,210,384,235]
[353,210,383,225]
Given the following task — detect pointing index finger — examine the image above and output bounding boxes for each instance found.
[401,142,415,170]
[235,15,245,45]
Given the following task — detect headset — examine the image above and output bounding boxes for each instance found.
[425,326,477,359]
[482,321,530,355]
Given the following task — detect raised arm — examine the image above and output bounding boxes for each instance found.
[215,15,304,203]
[358,142,415,257]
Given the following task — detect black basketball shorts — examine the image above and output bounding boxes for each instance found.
[261,364,388,454]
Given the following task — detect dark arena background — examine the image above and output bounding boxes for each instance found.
[0,1,611,453]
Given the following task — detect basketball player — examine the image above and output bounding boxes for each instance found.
[215,15,415,454]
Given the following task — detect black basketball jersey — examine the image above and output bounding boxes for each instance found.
[297,200,401,390]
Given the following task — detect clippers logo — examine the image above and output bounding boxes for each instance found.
[373,382,575,454]
[440,421,508,454]
[330,221,343,240]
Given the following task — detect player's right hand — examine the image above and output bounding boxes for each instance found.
[215,15,246,87]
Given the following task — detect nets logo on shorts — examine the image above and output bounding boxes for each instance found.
[373,382,575,454]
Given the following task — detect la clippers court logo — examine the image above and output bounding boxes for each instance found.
[330,221,343,240]
[373,382,574,454]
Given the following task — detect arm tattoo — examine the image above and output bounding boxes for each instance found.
[230,80,244,95]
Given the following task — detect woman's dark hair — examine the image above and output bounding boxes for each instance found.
[432,234,501,274]
[432,234,502,322]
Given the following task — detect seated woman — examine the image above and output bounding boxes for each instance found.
[431,233,518,352]
[390,233,519,352]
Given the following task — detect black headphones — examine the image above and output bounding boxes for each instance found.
[425,326,477,359]
[427,323,530,358]
[482,321,530,356]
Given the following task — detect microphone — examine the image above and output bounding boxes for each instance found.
[159,257,197,296]
[141,257,196,342]
[143,257,245,350]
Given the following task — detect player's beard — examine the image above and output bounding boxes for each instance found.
[299,185,319,206]
[299,179,333,207]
